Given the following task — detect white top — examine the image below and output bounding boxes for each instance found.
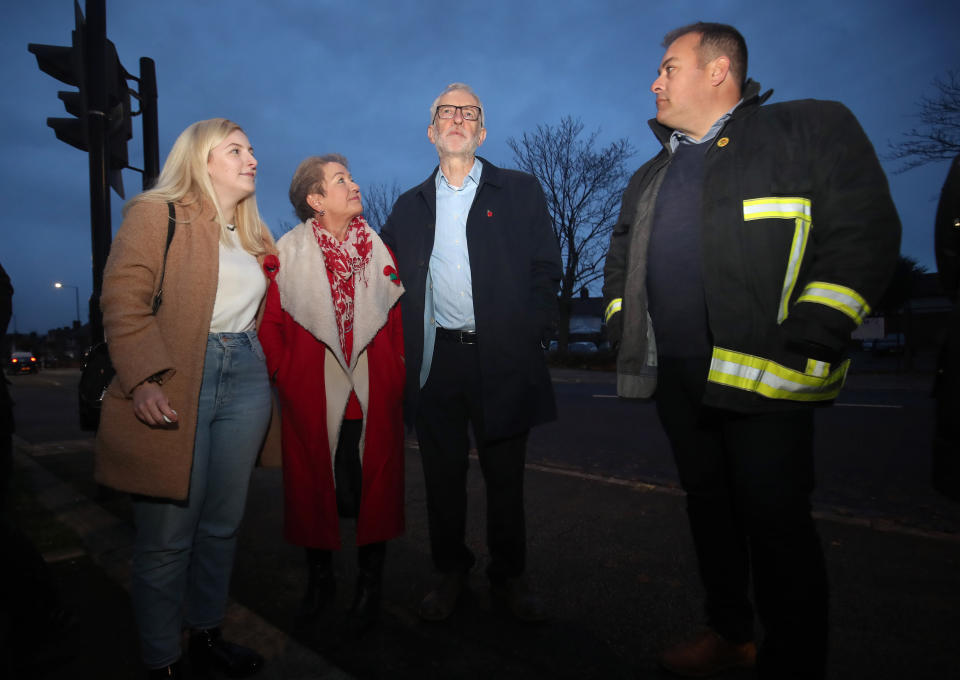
[209,229,266,333]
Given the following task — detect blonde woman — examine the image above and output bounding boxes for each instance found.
[96,118,277,679]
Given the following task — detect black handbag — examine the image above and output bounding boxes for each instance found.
[79,202,176,431]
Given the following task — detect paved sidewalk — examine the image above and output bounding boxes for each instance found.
[10,440,351,680]
[10,428,960,679]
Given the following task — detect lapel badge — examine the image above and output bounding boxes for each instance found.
[717,137,730,148]
[487,210,493,217]
[383,265,401,286]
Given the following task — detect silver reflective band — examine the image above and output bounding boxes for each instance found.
[797,281,870,325]
[708,346,849,401]
[604,298,622,323]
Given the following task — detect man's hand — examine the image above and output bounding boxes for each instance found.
[606,311,622,354]
[132,381,178,427]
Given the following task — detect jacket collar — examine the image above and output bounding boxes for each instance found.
[414,156,502,215]
[648,79,772,149]
[274,220,404,372]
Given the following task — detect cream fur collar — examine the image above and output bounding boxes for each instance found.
[275,220,404,371]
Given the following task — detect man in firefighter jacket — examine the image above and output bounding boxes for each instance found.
[602,22,900,679]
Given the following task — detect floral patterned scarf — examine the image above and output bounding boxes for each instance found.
[312,215,373,364]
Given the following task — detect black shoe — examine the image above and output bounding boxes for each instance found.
[296,564,336,626]
[418,571,466,622]
[491,576,547,623]
[146,659,184,678]
[188,628,263,678]
[346,577,381,636]
[347,542,385,636]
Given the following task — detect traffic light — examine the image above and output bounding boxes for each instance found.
[104,39,131,197]
[28,1,87,153]
[27,0,153,353]
[28,0,131,197]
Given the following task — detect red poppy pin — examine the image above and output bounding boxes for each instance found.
[263,254,280,278]
[487,210,493,217]
[383,265,401,286]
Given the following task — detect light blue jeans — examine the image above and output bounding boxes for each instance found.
[130,331,271,668]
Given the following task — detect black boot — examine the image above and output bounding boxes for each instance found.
[146,659,184,678]
[296,548,335,626]
[188,627,263,678]
[347,542,385,636]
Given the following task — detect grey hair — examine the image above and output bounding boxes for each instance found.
[288,153,349,223]
[429,82,485,128]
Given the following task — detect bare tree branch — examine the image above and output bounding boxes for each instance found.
[508,116,633,348]
[888,69,960,172]
[363,180,402,232]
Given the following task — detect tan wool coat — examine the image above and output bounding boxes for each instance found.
[94,199,279,500]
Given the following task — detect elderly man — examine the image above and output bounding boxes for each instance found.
[603,23,900,679]
[381,83,561,623]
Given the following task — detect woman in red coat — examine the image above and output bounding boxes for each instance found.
[258,154,405,633]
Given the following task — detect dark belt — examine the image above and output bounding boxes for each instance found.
[436,327,479,344]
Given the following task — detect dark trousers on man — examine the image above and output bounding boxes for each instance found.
[655,357,828,679]
[415,332,528,583]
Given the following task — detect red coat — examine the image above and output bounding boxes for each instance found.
[259,219,405,549]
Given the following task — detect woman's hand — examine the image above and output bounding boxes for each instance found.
[132,381,178,426]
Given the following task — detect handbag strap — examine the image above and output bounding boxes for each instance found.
[151,202,177,315]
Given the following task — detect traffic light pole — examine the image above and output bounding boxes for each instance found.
[140,57,159,190]
[30,0,153,344]
[85,0,110,345]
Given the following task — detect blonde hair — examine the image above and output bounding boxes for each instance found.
[124,118,276,257]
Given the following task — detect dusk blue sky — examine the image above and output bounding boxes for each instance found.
[4,0,957,334]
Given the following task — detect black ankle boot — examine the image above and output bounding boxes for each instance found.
[296,548,335,626]
[188,627,263,678]
[146,660,184,679]
[347,542,385,635]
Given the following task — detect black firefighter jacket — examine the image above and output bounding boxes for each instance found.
[603,81,901,412]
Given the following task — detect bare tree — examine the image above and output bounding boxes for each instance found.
[888,69,960,172]
[363,180,402,232]
[877,254,929,315]
[507,116,633,350]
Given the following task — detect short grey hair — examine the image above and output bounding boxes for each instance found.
[429,82,485,128]
[288,153,349,223]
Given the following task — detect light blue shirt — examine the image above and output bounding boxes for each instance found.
[429,158,483,331]
[668,99,743,152]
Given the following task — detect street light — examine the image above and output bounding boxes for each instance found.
[54,281,80,327]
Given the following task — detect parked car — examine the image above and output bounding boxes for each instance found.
[863,333,906,355]
[567,341,599,354]
[544,340,599,354]
[8,351,39,375]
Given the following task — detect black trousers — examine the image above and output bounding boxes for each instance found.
[655,357,828,680]
[415,335,528,582]
[334,419,363,520]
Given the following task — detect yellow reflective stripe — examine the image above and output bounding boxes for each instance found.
[708,347,848,401]
[778,217,811,323]
[604,298,622,323]
[742,197,813,324]
[796,282,870,325]
[742,197,812,222]
[805,358,829,378]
